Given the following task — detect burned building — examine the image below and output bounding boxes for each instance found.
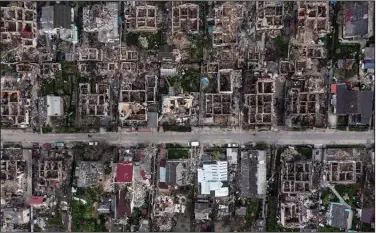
[82,2,119,43]
[212,2,244,47]
[124,1,158,32]
[1,76,31,128]
[75,162,105,188]
[327,160,362,184]
[161,95,194,125]
[78,82,110,118]
[0,2,37,49]
[256,1,284,30]
[285,75,327,128]
[296,1,329,43]
[243,71,275,130]
[171,2,200,34]
[281,162,312,194]
[0,146,27,200]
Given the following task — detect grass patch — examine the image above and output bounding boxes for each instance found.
[255,142,268,150]
[246,199,261,228]
[266,196,278,231]
[318,225,341,232]
[273,35,289,58]
[291,127,309,131]
[71,187,107,232]
[163,125,191,132]
[322,188,339,206]
[296,146,312,159]
[334,184,360,208]
[336,126,347,131]
[46,208,65,231]
[125,30,167,50]
[167,148,189,159]
[349,126,369,131]
[166,143,183,149]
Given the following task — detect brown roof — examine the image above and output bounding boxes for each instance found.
[116,189,132,218]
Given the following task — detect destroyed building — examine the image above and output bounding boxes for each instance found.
[0,146,27,202]
[198,67,242,127]
[296,1,329,44]
[285,75,327,128]
[341,2,370,40]
[0,2,37,50]
[33,144,70,197]
[160,95,194,125]
[256,1,284,30]
[154,194,187,217]
[82,2,119,43]
[239,150,267,198]
[212,2,244,47]
[1,76,31,128]
[194,199,211,220]
[243,71,276,130]
[171,2,200,34]
[124,1,159,32]
[75,162,105,188]
[325,147,363,184]
[78,82,110,118]
[331,83,374,126]
[197,161,229,197]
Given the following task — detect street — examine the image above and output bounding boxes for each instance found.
[1,129,374,146]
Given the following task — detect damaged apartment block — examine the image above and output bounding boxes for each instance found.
[279,147,316,229]
[325,148,363,184]
[82,2,119,43]
[285,75,327,128]
[296,1,329,44]
[256,1,284,30]
[79,83,110,118]
[171,2,200,34]
[0,2,37,50]
[212,2,244,47]
[124,1,158,32]
[243,71,275,130]
[1,76,31,128]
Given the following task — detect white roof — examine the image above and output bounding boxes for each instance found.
[197,161,229,197]
[46,95,64,116]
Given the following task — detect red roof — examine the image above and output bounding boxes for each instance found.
[30,196,44,206]
[116,162,134,183]
[331,84,337,94]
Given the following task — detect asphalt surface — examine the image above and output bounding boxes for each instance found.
[1,129,374,146]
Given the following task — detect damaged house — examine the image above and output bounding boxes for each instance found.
[124,1,158,32]
[82,2,119,43]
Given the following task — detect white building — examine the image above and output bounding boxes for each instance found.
[197,161,229,197]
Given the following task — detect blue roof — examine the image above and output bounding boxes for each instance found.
[364,60,375,70]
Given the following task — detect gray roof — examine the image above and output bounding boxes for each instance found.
[344,5,368,37]
[41,5,71,30]
[147,112,158,128]
[235,206,247,216]
[328,203,352,229]
[364,47,375,61]
[239,150,267,198]
[361,208,375,223]
[336,84,373,124]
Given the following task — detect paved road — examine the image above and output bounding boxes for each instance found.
[1,130,374,146]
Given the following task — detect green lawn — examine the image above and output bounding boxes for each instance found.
[334,184,360,208]
[167,148,189,159]
[71,187,107,232]
[318,225,341,232]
